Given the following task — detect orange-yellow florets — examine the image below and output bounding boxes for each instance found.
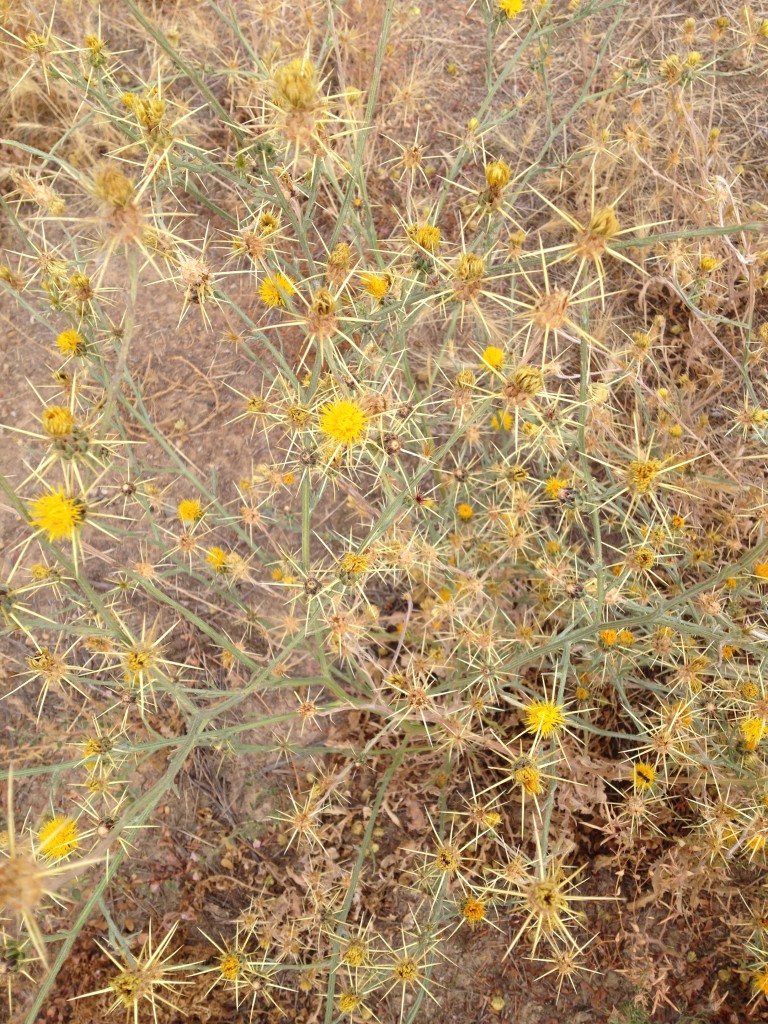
[38,817,80,859]
[481,346,504,370]
[319,399,368,445]
[525,699,566,738]
[56,329,87,357]
[41,406,75,436]
[259,273,295,308]
[29,490,87,541]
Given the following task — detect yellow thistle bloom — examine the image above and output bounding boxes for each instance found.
[259,273,295,308]
[93,166,135,210]
[259,210,280,236]
[461,897,487,926]
[544,477,568,499]
[513,758,544,795]
[457,503,474,521]
[627,458,661,495]
[632,762,656,790]
[41,406,75,436]
[587,206,620,239]
[505,365,544,398]
[599,628,618,648]
[742,717,767,751]
[338,552,371,576]
[755,563,768,581]
[38,817,79,860]
[273,58,318,110]
[485,159,511,190]
[56,329,87,357]
[342,939,367,968]
[498,0,524,17]
[455,253,485,282]
[319,399,367,445]
[360,273,390,300]
[328,242,351,271]
[207,547,229,574]
[339,991,361,1014]
[434,844,461,873]
[746,833,766,855]
[219,952,242,980]
[29,490,87,542]
[407,224,441,252]
[177,499,203,524]
[525,699,566,738]
[481,345,504,370]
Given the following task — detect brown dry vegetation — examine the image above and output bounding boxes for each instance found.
[2,1,768,1023]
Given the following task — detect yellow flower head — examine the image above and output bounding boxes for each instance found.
[41,406,75,436]
[339,551,371,576]
[339,992,360,1014]
[461,897,487,926]
[457,503,474,521]
[56,329,87,357]
[742,717,767,751]
[219,952,242,980]
[599,628,618,648]
[434,844,461,873]
[632,762,656,790]
[754,967,768,998]
[498,0,524,17]
[29,490,87,541]
[273,58,319,111]
[525,698,566,738]
[259,273,295,308]
[513,758,543,795]
[627,458,661,495]
[481,345,504,370]
[506,365,544,398]
[588,206,620,239]
[93,166,135,210]
[755,563,768,581]
[407,224,441,253]
[177,499,203,524]
[207,547,230,574]
[485,160,511,190]
[455,253,485,283]
[38,817,79,859]
[259,210,280,236]
[319,399,367,445]
[328,242,352,271]
[360,273,390,300]
[342,939,367,968]
[544,477,568,499]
